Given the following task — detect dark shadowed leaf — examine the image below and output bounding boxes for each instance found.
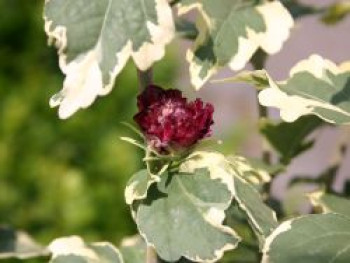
[0,226,48,259]
[260,115,323,164]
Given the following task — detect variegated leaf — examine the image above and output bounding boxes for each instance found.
[120,236,146,263]
[232,175,278,248]
[262,214,350,263]
[135,151,240,262]
[177,0,293,89]
[221,55,350,125]
[44,0,174,118]
[227,155,271,185]
[49,236,123,263]
[125,169,157,205]
[309,191,350,219]
[259,55,350,124]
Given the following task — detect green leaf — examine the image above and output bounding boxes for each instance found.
[49,236,123,263]
[120,236,146,263]
[309,192,350,219]
[177,0,293,89]
[232,174,278,248]
[262,213,350,263]
[125,169,157,205]
[175,18,198,40]
[281,0,321,19]
[322,1,350,25]
[44,0,174,119]
[0,226,49,259]
[289,164,340,194]
[135,151,240,262]
[214,70,270,90]
[260,116,323,164]
[223,205,260,263]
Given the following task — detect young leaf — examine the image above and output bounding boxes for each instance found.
[177,0,293,89]
[260,116,323,164]
[309,191,350,219]
[49,236,123,263]
[262,213,350,263]
[214,70,270,90]
[125,169,158,205]
[44,0,175,119]
[322,1,350,25]
[135,151,240,262]
[0,227,49,260]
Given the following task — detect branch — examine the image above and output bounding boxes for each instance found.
[137,67,158,263]
[137,68,153,91]
[250,49,271,164]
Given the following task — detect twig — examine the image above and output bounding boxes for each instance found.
[137,68,153,91]
[146,246,158,263]
[250,49,271,165]
[137,67,158,263]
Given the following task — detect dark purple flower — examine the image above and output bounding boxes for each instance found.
[134,85,214,154]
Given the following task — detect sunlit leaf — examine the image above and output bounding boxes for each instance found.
[259,55,350,124]
[222,55,350,125]
[49,236,123,263]
[44,0,174,118]
[177,0,293,88]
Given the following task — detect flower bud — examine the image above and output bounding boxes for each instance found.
[134,85,214,154]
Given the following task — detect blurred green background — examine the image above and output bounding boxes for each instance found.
[0,0,178,253]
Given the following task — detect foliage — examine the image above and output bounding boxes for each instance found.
[0,0,177,248]
[259,116,323,165]
[1,0,350,263]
